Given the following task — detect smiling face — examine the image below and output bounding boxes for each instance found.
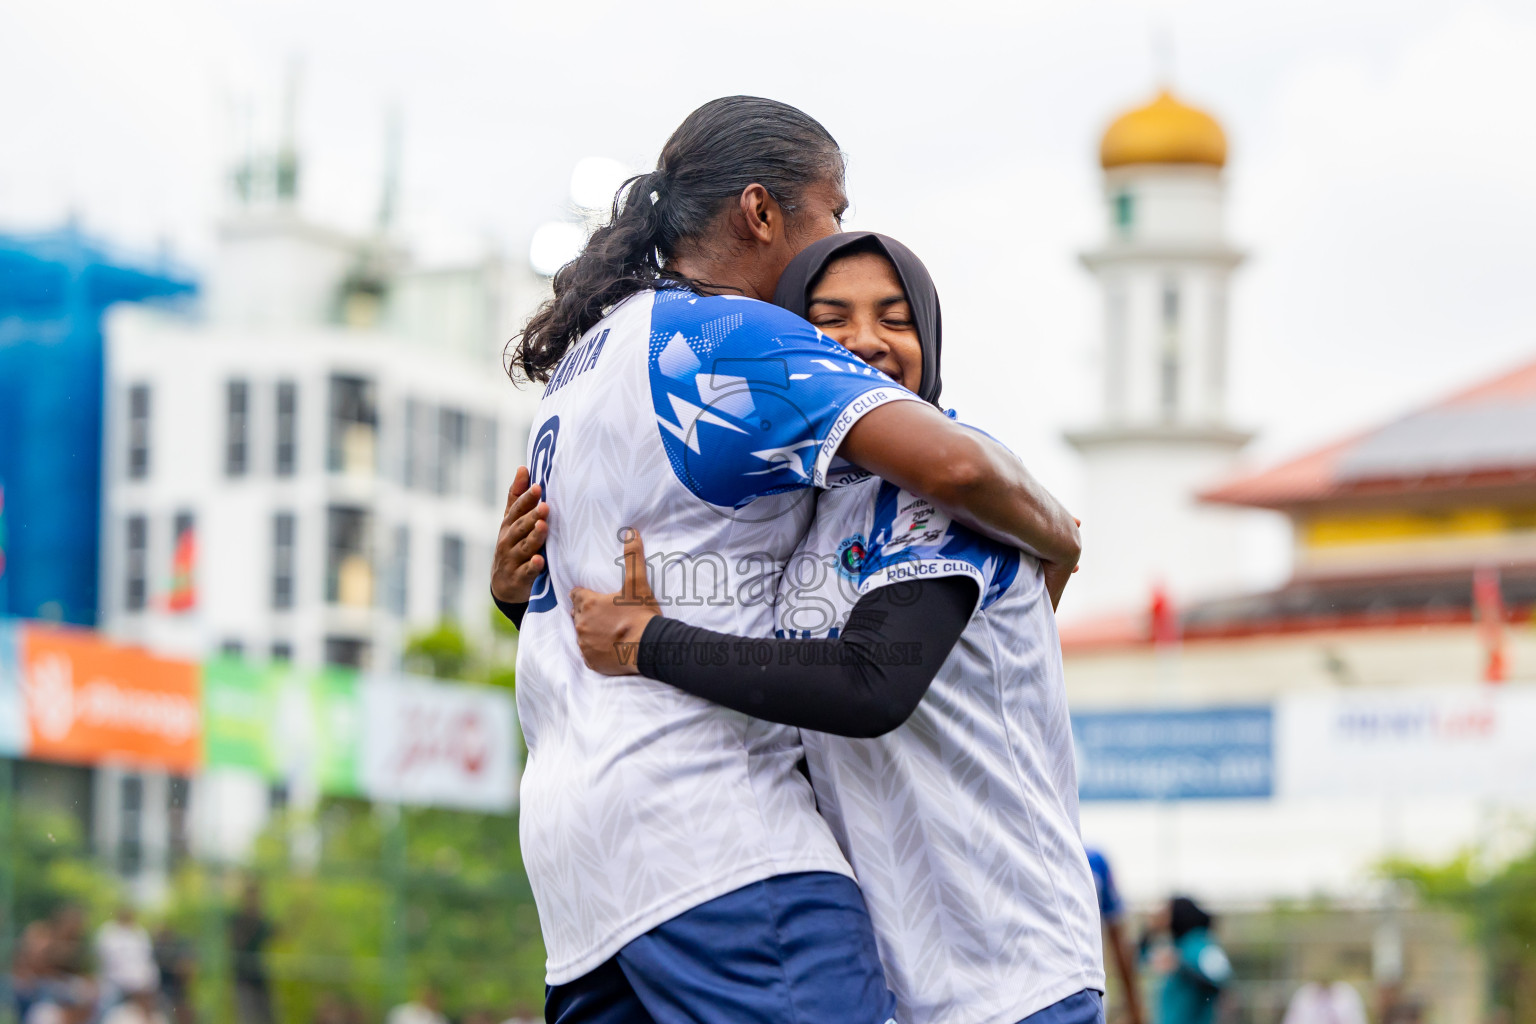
[805,250,923,393]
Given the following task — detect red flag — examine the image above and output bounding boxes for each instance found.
[1150,582,1180,647]
[165,523,197,613]
[1473,565,1506,683]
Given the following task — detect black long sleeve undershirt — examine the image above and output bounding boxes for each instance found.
[494,590,527,630]
[636,575,978,738]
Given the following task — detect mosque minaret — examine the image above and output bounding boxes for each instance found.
[1066,88,1256,617]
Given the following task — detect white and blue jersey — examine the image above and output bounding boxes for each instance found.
[779,452,1105,1024]
[514,287,924,984]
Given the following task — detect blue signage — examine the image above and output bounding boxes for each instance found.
[1072,706,1274,801]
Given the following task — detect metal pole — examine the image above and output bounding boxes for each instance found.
[382,804,407,1011]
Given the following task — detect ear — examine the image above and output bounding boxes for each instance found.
[736,183,782,247]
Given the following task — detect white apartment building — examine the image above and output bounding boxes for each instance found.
[100,208,546,671]
[86,186,547,890]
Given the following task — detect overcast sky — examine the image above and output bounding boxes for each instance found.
[5,0,1535,532]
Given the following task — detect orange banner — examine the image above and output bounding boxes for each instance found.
[21,625,201,773]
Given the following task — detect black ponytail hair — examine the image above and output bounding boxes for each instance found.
[509,96,844,384]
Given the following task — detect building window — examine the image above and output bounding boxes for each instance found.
[124,515,148,612]
[328,376,377,475]
[1105,284,1127,419]
[1114,191,1135,235]
[167,776,191,867]
[126,384,151,480]
[270,641,293,662]
[1160,282,1181,420]
[403,399,421,490]
[1209,284,1228,412]
[440,534,464,621]
[480,416,500,507]
[275,381,298,476]
[390,525,410,617]
[168,511,196,613]
[436,408,467,496]
[272,512,296,610]
[323,636,369,669]
[119,774,143,876]
[225,380,250,476]
[326,506,372,608]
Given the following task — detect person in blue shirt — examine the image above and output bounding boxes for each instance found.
[1087,849,1145,1024]
[1141,896,1230,1024]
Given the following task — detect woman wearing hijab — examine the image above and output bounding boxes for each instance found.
[563,232,1107,1024]
[1143,897,1231,1024]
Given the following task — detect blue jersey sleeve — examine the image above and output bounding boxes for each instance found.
[856,481,1022,617]
[648,289,924,508]
[1087,848,1124,923]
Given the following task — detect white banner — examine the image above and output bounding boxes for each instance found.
[1275,683,1536,800]
[360,675,520,812]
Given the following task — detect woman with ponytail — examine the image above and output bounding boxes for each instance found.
[496,96,1081,1024]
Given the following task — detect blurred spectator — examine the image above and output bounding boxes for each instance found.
[1087,847,1145,1024]
[95,906,159,1008]
[1140,896,1230,1024]
[229,881,276,1024]
[385,983,447,1024]
[12,920,57,1021]
[311,992,364,1024]
[100,985,169,1024]
[47,906,89,980]
[1282,977,1368,1024]
[152,925,196,1024]
[21,979,96,1024]
[16,908,97,1024]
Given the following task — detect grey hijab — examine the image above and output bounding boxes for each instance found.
[772,231,944,406]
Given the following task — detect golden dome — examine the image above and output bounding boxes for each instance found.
[1099,89,1227,170]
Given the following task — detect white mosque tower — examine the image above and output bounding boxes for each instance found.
[1065,88,1254,617]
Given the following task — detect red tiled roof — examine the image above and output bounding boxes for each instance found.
[1202,354,1536,510]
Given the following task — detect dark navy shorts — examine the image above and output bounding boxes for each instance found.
[1016,989,1105,1024]
[545,871,897,1024]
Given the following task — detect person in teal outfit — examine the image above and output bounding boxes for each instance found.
[1142,896,1231,1024]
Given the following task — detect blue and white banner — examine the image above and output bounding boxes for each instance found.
[1072,706,1274,801]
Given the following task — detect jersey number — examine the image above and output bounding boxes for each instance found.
[526,415,560,613]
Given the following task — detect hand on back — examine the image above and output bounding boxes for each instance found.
[569,529,662,676]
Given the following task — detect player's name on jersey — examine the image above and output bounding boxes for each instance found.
[545,328,611,396]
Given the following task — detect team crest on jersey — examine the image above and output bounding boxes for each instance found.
[837,533,868,580]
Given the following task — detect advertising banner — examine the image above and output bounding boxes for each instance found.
[360,675,518,812]
[1275,684,1536,801]
[1072,706,1274,801]
[0,621,25,756]
[20,624,201,773]
[202,657,270,773]
[203,660,363,796]
[271,667,362,797]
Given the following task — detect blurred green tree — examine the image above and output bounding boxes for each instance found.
[403,611,517,691]
[165,800,544,1024]
[8,807,119,928]
[1388,838,1536,1024]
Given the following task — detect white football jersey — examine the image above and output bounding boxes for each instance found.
[514,288,923,984]
[779,465,1106,1024]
